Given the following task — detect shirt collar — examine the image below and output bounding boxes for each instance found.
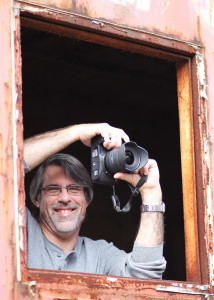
[43,234,83,257]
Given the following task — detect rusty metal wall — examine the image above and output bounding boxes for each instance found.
[0,1,18,299]
[20,1,214,44]
[18,0,214,287]
[1,0,214,299]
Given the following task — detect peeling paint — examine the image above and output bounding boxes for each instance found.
[15,108,19,122]
[195,51,214,287]
[20,5,45,13]
[15,1,76,18]
[13,6,20,17]
[191,0,214,28]
[157,284,211,296]
[195,285,210,291]
[106,277,118,282]
[204,136,212,154]
[196,51,208,100]
[11,2,22,285]
[20,281,37,298]
[92,20,105,27]
[207,182,214,286]
[18,209,24,251]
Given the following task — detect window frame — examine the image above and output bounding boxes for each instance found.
[13,1,211,298]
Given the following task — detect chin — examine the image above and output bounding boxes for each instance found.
[53,216,85,234]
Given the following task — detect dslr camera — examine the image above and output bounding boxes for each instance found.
[91,135,148,185]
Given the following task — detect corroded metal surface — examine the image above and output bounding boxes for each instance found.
[26,270,211,299]
[176,60,201,282]
[12,0,208,41]
[0,1,17,299]
[1,0,214,298]
[16,0,214,290]
[14,0,214,42]
[0,1,25,299]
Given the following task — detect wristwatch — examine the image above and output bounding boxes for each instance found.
[141,202,165,213]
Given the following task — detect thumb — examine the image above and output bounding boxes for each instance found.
[114,172,139,186]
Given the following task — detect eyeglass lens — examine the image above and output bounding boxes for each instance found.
[43,185,84,196]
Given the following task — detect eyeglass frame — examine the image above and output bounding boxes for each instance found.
[39,184,87,196]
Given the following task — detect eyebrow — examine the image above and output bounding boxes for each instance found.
[44,184,60,188]
[44,184,80,188]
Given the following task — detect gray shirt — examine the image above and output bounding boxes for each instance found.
[27,208,166,278]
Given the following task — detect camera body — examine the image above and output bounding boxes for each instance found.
[91,135,148,185]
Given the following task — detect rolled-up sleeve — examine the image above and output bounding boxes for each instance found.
[127,243,166,279]
[100,240,166,279]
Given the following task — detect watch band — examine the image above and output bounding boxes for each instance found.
[141,202,165,213]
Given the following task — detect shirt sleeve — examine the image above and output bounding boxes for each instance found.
[128,242,166,279]
[24,160,31,174]
[99,240,166,279]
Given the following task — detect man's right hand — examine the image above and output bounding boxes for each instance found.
[24,123,130,170]
[76,123,130,149]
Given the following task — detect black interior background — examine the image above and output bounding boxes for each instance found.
[21,26,185,281]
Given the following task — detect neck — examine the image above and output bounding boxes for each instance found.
[40,220,80,254]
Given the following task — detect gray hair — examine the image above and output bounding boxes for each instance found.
[29,153,93,205]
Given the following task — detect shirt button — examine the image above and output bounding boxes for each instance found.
[57,253,61,257]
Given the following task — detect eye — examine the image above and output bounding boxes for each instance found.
[67,185,83,194]
[46,186,61,195]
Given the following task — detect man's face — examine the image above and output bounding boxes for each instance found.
[35,165,89,238]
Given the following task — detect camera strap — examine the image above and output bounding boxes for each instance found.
[111,175,148,213]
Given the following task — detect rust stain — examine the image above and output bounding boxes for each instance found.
[194,49,214,288]
[19,281,37,298]
[16,0,203,44]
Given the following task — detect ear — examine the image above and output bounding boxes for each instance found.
[34,199,40,208]
[86,198,92,208]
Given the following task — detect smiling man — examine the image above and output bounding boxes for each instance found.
[28,153,93,257]
[38,167,86,237]
[25,122,166,278]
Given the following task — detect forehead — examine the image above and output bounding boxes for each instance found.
[43,165,76,185]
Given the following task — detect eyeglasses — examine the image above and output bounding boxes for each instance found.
[39,184,85,196]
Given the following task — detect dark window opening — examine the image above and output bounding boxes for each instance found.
[21,26,185,281]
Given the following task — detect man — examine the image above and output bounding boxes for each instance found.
[24,122,166,278]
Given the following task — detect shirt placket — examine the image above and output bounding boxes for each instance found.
[56,251,66,271]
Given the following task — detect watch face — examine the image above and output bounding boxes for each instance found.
[141,203,165,212]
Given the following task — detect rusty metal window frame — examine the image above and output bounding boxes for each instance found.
[13,1,212,298]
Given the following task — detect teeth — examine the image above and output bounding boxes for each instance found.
[57,209,71,213]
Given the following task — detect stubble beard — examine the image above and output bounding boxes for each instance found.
[41,203,85,235]
[51,215,84,233]
[50,211,85,233]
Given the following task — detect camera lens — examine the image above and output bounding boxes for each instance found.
[104,142,148,175]
[125,151,134,165]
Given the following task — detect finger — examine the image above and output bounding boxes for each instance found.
[114,172,131,182]
[103,130,130,150]
[108,132,122,148]
[139,159,157,175]
[114,172,140,186]
[139,164,149,176]
[101,131,112,144]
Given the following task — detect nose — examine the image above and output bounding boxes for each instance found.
[58,188,71,203]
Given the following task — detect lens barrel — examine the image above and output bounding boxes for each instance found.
[105,142,148,175]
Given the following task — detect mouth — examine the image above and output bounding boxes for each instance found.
[54,207,76,217]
